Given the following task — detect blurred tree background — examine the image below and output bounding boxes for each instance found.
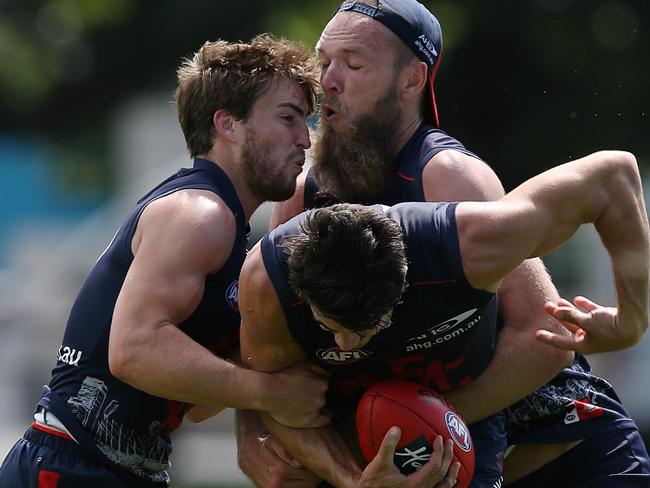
[1,0,647,192]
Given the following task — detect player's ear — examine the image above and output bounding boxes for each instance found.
[213,109,239,143]
[398,60,427,103]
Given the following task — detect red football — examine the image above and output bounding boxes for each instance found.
[356,380,474,488]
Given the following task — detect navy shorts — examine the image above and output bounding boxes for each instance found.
[468,413,506,488]
[505,428,650,487]
[0,426,167,488]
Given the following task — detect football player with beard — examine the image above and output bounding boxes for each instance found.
[0,36,330,488]
[236,1,650,488]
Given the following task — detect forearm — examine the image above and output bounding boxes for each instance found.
[110,323,277,410]
[595,167,649,347]
[262,412,361,488]
[445,260,573,422]
[610,255,649,347]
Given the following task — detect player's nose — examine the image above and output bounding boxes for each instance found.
[335,332,359,351]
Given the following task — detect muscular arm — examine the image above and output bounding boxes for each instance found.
[108,190,324,417]
[457,151,649,352]
[422,150,573,422]
[108,190,272,410]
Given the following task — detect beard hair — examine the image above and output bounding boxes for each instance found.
[313,86,402,201]
[241,126,298,202]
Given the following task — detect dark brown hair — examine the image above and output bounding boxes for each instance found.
[285,203,408,331]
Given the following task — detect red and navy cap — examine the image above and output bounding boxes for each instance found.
[336,1,443,127]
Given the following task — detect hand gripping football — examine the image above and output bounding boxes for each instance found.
[356,380,474,487]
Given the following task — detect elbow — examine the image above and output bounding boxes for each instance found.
[621,321,647,351]
[595,150,637,169]
[555,348,575,369]
[184,410,205,424]
[108,340,136,384]
[540,336,575,370]
[540,341,574,370]
[599,150,640,185]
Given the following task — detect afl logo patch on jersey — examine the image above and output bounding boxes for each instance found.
[316,347,372,365]
[225,280,239,311]
[445,411,472,452]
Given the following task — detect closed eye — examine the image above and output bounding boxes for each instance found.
[317,322,335,333]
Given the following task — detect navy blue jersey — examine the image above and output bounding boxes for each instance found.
[36,158,246,483]
[262,202,498,412]
[302,122,642,449]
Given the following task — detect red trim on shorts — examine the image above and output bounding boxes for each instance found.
[32,421,73,441]
[38,469,59,488]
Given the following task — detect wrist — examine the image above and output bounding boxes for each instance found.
[244,369,282,412]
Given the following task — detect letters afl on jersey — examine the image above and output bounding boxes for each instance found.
[37,158,246,483]
[262,202,498,413]
[303,123,481,208]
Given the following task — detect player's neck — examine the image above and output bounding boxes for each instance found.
[394,115,423,155]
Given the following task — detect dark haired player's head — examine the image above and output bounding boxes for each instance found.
[285,204,408,332]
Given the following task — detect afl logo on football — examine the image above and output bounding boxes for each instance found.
[444,411,472,452]
[225,280,239,311]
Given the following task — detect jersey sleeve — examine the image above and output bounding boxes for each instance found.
[387,202,478,290]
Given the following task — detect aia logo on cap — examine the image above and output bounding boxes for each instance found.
[445,411,472,452]
[316,347,371,365]
[225,280,239,311]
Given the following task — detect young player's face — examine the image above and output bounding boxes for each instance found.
[311,306,393,351]
[239,78,311,201]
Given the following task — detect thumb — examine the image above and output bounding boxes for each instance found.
[376,426,401,464]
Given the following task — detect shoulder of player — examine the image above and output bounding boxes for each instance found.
[137,189,237,270]
[422,149,505,202]
[269,171,307,230]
